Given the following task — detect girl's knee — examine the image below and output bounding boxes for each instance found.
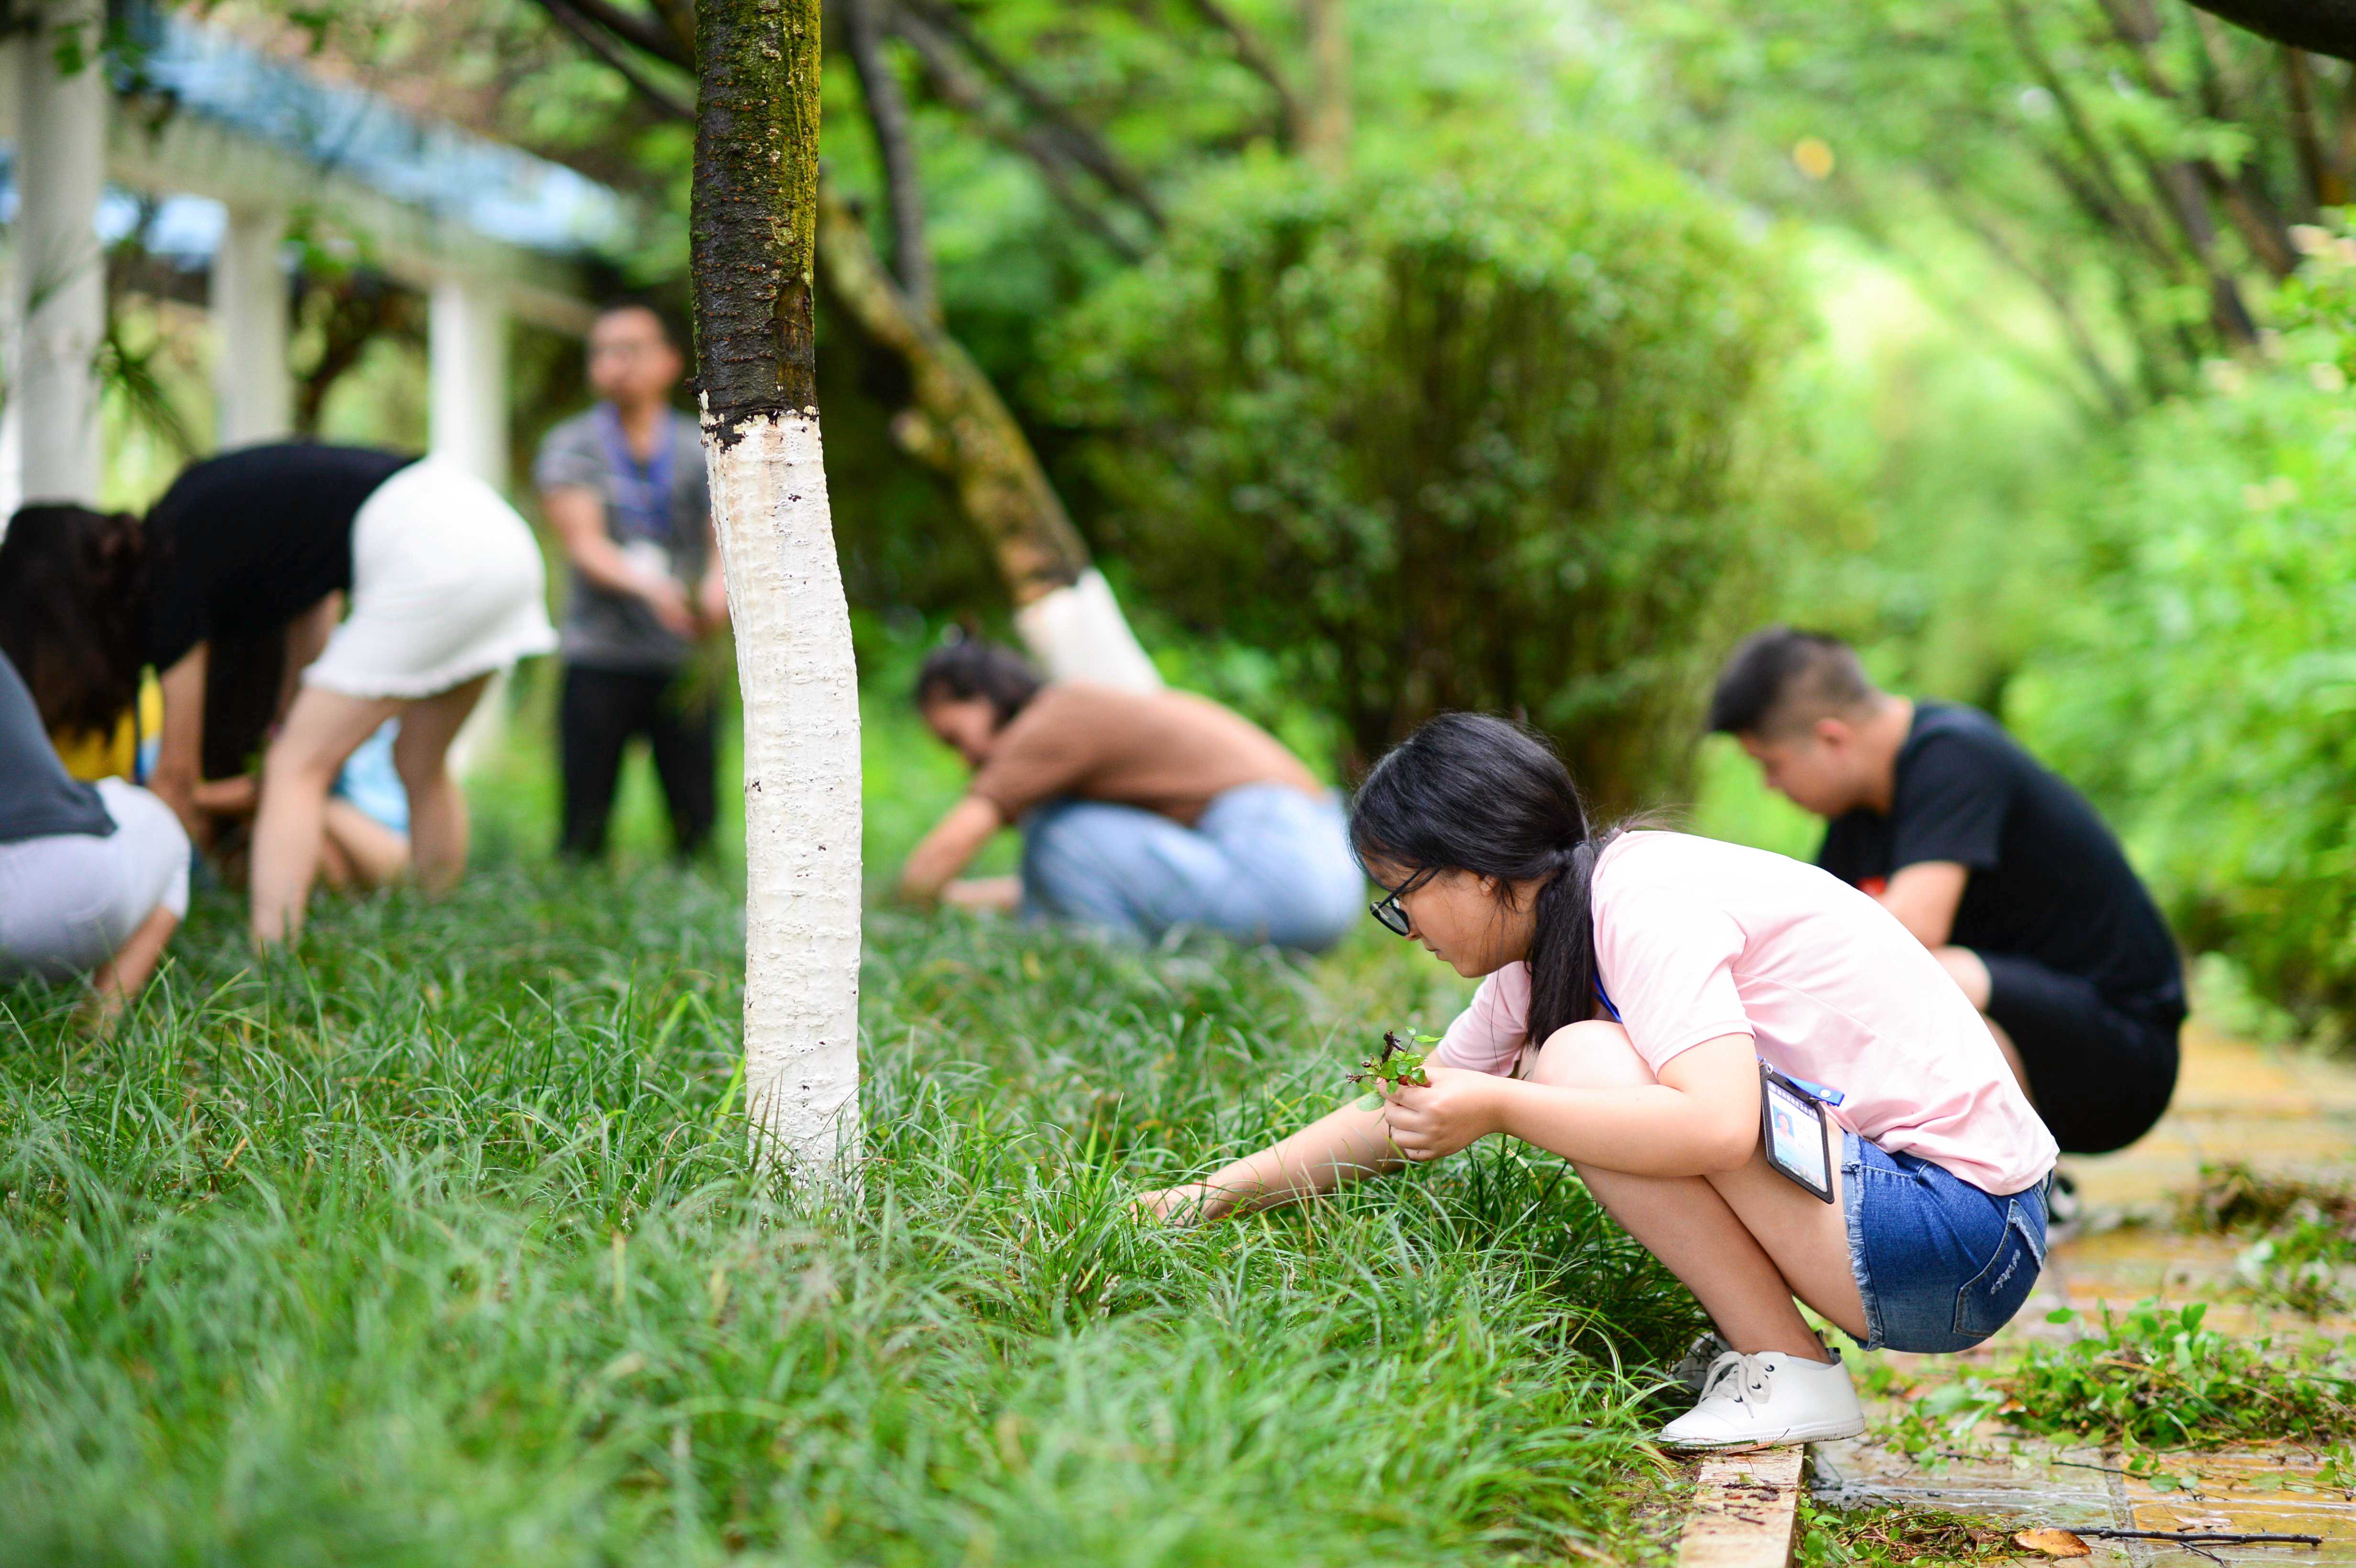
[1529,1019,1659,1089]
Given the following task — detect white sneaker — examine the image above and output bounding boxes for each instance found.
[1658,1348,1866,1449]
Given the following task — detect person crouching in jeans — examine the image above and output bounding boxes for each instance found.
[897,641,1363,952]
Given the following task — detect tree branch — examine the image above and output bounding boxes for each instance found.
[893,0,1164,225]
[564,0,688,65]
[814,182,1092,600]
[1177,0,1306,149]
[537,0,695,117]
[840,0,938,322]
[885,6,1145,257]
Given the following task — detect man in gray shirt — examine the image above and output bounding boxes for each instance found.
[534,300,729,859]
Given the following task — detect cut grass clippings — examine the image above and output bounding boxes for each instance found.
[1799,1497,2029,1566]
[2180,1162,2356,1317]
[1890,1299,2356,1456]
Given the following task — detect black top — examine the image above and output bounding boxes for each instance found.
[142,443,415,671]
[0,650,114,845]
[1817,701,2185,1022]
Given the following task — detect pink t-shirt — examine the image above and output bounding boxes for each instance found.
[1430,830,2057,1194]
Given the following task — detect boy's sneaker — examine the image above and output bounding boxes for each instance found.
[1670,1331,1732,1394]
[2046,1168,2083,1239]
[1659,1348,1867,1449]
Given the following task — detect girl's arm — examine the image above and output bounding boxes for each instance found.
[1385,1033,1761,1176]
[1136,1100,1404,1224]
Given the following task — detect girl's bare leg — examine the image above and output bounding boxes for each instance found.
[392,675,492,895]
[321,798,411,891]
[250,686,401,946]
[1531,1021,1865,1357]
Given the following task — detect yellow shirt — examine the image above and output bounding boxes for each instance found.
[50,674,163,783]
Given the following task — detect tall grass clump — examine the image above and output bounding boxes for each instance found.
[1,850,1700,1566]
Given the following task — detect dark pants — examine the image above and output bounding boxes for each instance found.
[1981,951,2183,1156]
[557,663,717,859]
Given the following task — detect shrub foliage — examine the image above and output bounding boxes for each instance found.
[1047,148,1800,804]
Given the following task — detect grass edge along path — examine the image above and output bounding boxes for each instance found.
[0,860,1712,1566]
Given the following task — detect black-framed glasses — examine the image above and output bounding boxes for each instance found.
[1369,866,1439,936]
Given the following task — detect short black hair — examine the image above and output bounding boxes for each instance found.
[1706,627,1877,736]
[913,638,1044,727]
[592,296,681,348]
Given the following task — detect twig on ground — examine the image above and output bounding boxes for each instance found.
[2074,1528,2322,1545]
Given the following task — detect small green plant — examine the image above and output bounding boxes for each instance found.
[1349,1030,1437,1103]
[2005,1301,2356,1448]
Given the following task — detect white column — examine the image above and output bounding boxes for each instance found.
[428,276,509,487]
[12,0,108,504]
[211,206,292,447]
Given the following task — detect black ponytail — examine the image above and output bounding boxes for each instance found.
[1349,713,1623,1046]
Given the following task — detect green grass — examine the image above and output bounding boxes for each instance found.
[0,711,1707,1563]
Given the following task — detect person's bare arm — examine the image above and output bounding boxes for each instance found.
[192,775,259,816]
[1876,860,1970,950]
[543,485,694,636]
[1387,1034,1761,1176]
[942,874,1022,912]
[1136,1100,1405,1224]
[152,646,209,838]
[898,795,1004,904]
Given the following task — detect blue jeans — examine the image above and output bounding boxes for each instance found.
[1843,1130,2049,1352]
[1019,785,1363,952]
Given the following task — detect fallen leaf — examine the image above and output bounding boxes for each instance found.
[2174,1514,2234,1532]
[2014,1528,2093,1558]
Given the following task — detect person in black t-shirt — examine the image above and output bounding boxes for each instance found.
[0,449,556,948]
[1707,628,2182,1156]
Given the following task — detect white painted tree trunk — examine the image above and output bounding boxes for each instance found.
[701,404,862,1173]
[1014,568,1163,692]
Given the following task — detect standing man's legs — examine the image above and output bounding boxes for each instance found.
[558,664,654,859]
[645,675,719,857]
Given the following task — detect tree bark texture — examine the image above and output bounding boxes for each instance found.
[692,0,862,1173]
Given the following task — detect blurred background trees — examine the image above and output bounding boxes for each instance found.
[63,0,2356,1036]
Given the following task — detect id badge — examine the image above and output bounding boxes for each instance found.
[1759,1063,1837,1204]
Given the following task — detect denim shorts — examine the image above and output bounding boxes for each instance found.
[1843,1130,2049,1353]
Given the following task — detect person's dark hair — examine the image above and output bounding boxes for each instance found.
[1350,712,1623,1046]
[1706,626,1876,737]
[912,639,1045,727]
[0,503,148,741]
[593,295,683,349]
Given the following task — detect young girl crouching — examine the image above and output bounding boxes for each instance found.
[1137,713,2058,1448]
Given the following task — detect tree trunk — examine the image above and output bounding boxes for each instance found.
[692,0,861,1173]
[1302,0,1350,171]
[813,181,1162,690]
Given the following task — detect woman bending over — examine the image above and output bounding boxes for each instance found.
[1140,714,2057,1448]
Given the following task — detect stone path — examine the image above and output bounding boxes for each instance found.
[1811,1020,2356,1566]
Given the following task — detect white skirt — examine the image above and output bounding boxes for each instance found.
[303,460,559,700]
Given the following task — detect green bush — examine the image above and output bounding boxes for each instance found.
[1044,147,1800,806]
[2008,369,2356,1038]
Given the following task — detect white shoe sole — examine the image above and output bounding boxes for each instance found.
[1658,1414,1866,1450]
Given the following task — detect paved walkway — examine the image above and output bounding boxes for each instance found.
[1813,1021,2356,1566]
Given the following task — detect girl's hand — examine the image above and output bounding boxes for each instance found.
[1132,1183,1228,1226]
[1381,1067,1503,1162]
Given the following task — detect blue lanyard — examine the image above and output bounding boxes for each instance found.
[1591,976,1844,1106]
[595,403,676,543]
